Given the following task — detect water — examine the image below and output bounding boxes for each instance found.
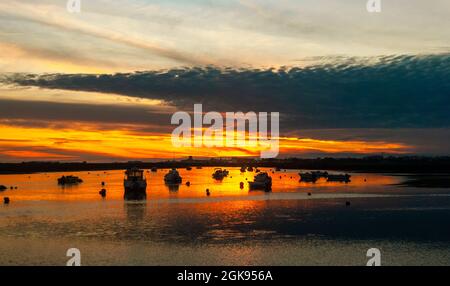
[1,167,450,265]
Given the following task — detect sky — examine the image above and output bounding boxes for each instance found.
[0,0,449,162]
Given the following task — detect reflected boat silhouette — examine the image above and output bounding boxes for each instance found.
[125,201,147,222]
[166,183,180,192]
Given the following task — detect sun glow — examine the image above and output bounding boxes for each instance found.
[0,123,412,162]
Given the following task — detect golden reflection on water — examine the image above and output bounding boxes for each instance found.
[0,167,402,202]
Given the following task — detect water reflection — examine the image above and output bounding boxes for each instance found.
[125,201,147,222]
[166,183,180,192]
[0,167,406,202]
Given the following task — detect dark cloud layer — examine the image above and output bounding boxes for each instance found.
[3,54,450,129]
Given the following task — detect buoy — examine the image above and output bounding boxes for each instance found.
[307,192,312,196]
[99,189,107,197]
[206,189,210,196]
[239,182,244,189]
[4,197,10,204]
[101,181,105,186]
[346,201,351,206]
[186,181,191,187]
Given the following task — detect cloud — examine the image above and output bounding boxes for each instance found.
[4,54,449,129]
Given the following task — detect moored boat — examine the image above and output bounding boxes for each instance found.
[212,168,229,180]
[164,168,182,184]
[249,172,272,191]
[311,171,328,178]
[299,172,317,183]
[57,175,83,185]
[327,173,351,183]
[124,167,147,200]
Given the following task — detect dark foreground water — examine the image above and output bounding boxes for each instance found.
[1,167,450,265]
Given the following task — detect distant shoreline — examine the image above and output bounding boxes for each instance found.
[1,156,450,175]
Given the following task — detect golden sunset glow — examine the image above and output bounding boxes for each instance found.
[0,123,411,161]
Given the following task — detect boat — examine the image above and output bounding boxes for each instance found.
[255,168,261,173]
[240,166,246,172]
[196,166,203,169]
[212,168,229,180]
[164,168,182,184]
[124,168,147,200]
[248,172,272,191]
[151,167,157,172]
[299,172,317,183]
[186,166,192,171]
[57,175,83,185]
[275,167,281,171]
[0,185,6,191]
[327,174,351,183]
[311,171,329,178]
[247,166,254,172]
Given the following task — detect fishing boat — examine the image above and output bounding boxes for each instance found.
[57,175,83,185]
[124,167,147,200]
[299,172,318,183]
[311,171,329,178]
[164,168,182,184]
[327,173,351,183]
[249,172,272,191]
[212,168,229,180]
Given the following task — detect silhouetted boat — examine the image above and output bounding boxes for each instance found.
[311,171,329,178]
[57,175,83,185]
[164,169,182,184]
[327,173,351,183]
[212,168,229,180]
[0,185,6,191]
[124,167,147,200]
[247,166,254,172]
[249,172,272,191]
[186,166,192,171]
[240,166,246,172]
[151,167,157,172]
[299,172,317,183]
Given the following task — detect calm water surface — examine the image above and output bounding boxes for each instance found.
[1,167,450,265]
